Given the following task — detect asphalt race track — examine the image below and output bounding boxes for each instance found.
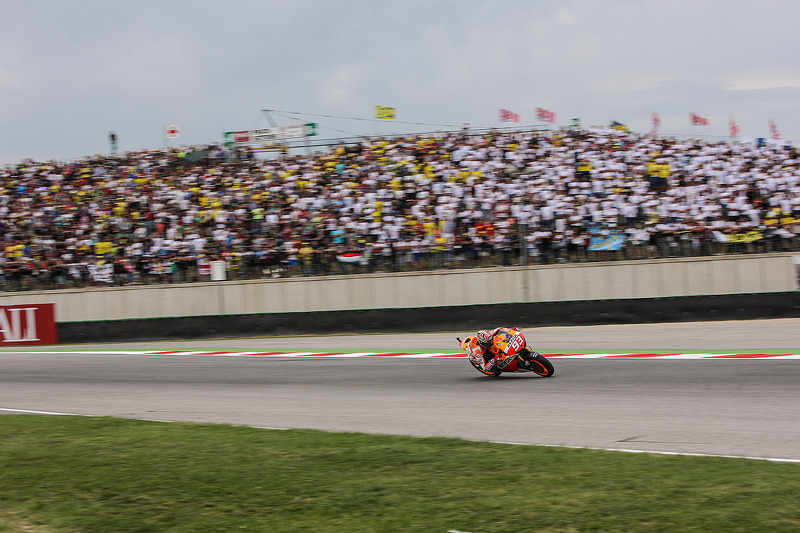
[1,319,799,462]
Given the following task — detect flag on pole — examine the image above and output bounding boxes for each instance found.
[165,125,180,139]
[769,119,781,140]
[650,112,661,134]
[535,107,556,124]
[729,117,740,138]
[689,113,709,126]
[610,120,630,132]
[375,106,396,119]
[498,109,520,123]
[109,131,118,153]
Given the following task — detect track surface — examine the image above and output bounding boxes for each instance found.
[1,319,799,461]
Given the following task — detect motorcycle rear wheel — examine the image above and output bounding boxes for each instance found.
[530,353,555,377]
[521,351,555,377]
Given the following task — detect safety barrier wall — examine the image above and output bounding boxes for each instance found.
[0,254,795,323]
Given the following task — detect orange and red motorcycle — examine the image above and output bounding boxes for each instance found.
[458,327,555,377]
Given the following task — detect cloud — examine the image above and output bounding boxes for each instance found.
[1,0,798,163]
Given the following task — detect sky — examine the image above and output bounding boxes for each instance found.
[2,0,799,164]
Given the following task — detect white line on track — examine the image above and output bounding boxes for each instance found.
[4,351,800,359]
[490,441,800,464]
[3,407,799,464]
[0,407,80,416]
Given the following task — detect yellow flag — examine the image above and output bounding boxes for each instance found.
[375,105,396,119]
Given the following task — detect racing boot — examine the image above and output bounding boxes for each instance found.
[482,355,500,374]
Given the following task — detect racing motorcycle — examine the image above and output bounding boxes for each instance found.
[458,327,555,377]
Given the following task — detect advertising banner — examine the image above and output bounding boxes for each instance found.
[588,234,625,251]
[0,303,57,346]
[223,124,317,145]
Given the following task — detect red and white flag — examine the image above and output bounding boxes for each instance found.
[498,109,520,123]
[769,119,781,140]
[336,252,363,264]
[650,112,661,134]
[689,113,709,126]
[535,107,556,124]
[728,117,740,138]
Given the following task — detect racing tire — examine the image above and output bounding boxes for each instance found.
[528,353,555,377]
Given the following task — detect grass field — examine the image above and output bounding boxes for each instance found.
[0,416,798,532]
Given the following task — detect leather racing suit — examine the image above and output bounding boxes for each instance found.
[460,327,520,373]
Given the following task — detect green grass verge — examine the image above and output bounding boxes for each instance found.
[1,417,799,532]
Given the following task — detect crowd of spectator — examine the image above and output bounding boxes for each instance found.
[1,126,798,291]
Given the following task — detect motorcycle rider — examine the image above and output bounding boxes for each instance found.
[458,326,520,373]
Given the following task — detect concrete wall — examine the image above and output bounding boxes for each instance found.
[1,254,796,323]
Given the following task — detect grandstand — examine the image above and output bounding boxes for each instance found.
[0,126,797,291]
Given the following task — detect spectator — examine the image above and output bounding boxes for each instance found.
[0,131,797,292]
